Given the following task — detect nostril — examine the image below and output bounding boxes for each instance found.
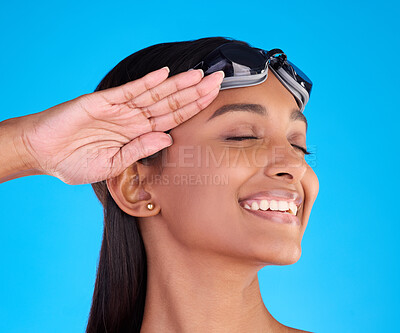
[276,172,293,179]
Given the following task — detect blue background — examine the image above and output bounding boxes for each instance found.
[1,0,399,332]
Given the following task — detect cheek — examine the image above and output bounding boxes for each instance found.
[154,145,252,249]
[300,163,319,233]
[157,178,240,252]
[207,143,267,173]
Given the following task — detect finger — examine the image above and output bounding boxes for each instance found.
[111,132,173,175]
[147,86,220,132]
[136,71,225,118]
[98,66,171,104]
[128,69,205,109]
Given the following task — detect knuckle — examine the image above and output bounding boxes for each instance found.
[195,99,205,110]
[143,76,153,91]
[126,99,138,110]
[173,76,186,91]
[148,116,157,131]
[136,136,146,158]
[122,86,135,101]
[196,84,208,97]
[141,106,152,118]
[149,88,161,103]
[167,93,181,111]
[173,110,185,125]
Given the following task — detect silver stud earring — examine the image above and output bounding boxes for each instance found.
[146,203,154,210]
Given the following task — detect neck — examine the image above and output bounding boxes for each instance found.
[139,235,284,332]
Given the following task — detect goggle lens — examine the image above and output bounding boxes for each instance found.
[192,42,313,110]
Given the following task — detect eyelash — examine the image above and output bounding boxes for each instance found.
[226,136,312,155]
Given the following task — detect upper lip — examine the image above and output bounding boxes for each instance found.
[239,188,303,207]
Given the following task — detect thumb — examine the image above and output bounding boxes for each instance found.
[115,132,173,171]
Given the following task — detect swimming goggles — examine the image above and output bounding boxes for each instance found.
[191,42,313,112]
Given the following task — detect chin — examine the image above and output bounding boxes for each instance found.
[278,245,302,265]
[256,242,302,266]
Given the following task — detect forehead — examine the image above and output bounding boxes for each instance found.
[169,70,303,136]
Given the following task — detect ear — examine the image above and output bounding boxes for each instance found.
[106,162,160,217]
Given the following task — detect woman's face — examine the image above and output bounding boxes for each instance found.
[142,70,319,266]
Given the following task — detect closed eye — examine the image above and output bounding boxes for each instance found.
[225,136,312,155]
[226,136,259,141]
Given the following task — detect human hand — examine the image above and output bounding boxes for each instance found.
[18,67,224,185]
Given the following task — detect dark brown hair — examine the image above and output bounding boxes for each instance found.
[86,36,251,333]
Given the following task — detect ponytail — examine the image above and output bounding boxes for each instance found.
[86,185,147,332]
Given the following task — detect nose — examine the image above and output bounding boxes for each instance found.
[260,138,307,184]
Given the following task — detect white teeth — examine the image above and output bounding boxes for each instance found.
[278,201,289,211]
[259,200,269,211]
[289,202,298,215]
[242,199,299,216]
[251,202,259,210]
[269,200,278,210]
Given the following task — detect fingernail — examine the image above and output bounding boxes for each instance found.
[215,70,225,79]
[187,68,204,78]
[211,70,225,83]
[165,133,173,146]
[161,66,170,73]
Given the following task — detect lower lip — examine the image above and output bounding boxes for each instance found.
[241,206,300,225]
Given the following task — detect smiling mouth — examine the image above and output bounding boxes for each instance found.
[239,199,299,216]
[239,199,301,225]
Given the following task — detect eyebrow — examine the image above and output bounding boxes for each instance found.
[206,103,308,132]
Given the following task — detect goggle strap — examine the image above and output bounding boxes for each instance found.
[269,66,307,112]
[265,48,286,59]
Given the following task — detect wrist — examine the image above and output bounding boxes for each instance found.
[0,115,45,183]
